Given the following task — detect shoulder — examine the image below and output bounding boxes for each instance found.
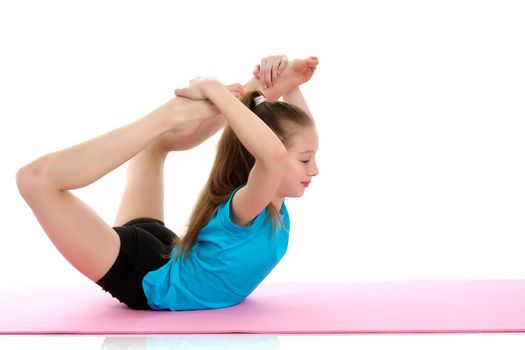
[216,185,265,232]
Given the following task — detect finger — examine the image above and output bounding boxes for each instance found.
[231,83,244,97]
[270,56,280,86]
[277,55,288,75]
[237,84,244,96]
[260,59,269,89]
[270,55,284,85]
[253,64,261,78]
[174,88,187,98]
[263,59,273,89]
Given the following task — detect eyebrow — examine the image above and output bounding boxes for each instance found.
[299,150,318,154]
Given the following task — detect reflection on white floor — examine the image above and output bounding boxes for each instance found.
[104,335,280,350]
[1,334,525,350]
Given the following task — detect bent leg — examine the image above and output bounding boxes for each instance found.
[114,143,168,226]
[17,177,120,282]
[113,87,241,227]
[15,96,213,283]
[113,109,226,227]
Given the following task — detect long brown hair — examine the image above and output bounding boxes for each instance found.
[161,90,315,262]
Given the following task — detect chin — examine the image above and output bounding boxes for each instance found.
[281,184,307,198]
[289,189,306,198]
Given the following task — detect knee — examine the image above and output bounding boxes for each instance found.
[16,163,51,199]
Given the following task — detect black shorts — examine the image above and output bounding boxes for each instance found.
[95,217,178,310]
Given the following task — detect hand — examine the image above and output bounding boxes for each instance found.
[253,55,288,89]
[174,77,220,100]
[253,55,318,100]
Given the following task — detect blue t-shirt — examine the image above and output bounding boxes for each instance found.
[142,185,290,311]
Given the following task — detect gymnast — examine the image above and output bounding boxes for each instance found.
[16,54,320,311]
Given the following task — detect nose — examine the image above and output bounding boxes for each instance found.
[309,159,319,176]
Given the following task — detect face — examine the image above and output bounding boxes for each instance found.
[278,126,320,197]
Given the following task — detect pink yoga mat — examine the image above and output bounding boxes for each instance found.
[1,280,524,334]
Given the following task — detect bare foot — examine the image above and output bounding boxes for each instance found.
[254,56,318,100]
[158,84,242,151]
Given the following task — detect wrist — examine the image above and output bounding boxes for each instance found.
[243,76,262,92]
[200,79,222,95]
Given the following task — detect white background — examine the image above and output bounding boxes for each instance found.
[1,0,523,288]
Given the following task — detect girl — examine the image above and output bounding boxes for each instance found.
[16,55,320,311]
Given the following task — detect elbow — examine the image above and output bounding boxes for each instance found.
[272,145,287,162]
[258,145,286,165]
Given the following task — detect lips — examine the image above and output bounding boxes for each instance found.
[301,181,310,187]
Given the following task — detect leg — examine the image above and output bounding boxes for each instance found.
[113,142,168,226]
[155,83,242,151]
[18,183,122,282]
[113,85,241,227]
[16,96,216,283]
[113,105,228,227]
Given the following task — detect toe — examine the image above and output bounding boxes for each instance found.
[307,59,319,68]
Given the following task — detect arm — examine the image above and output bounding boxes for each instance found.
[200,80,287,161]
[186,79,286,226]
[283,87,313,119]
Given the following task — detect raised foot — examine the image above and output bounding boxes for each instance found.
[159,84,243,151]
[256,56,319,100]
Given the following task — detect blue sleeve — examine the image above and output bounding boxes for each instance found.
[218,185,266,234]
